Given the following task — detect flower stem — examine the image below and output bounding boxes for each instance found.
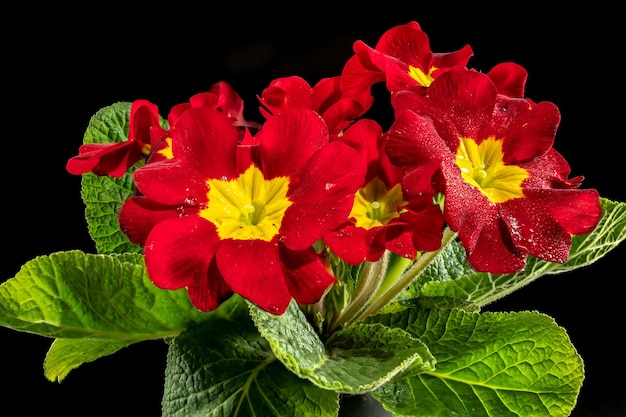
[355,227,457,322]
[325,251,390,334]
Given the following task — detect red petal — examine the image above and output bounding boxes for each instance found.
[257,108,329,178]
[428,68,496,139]
[486,62,528,98]
[172,107,240,178]
[324,224,370,265]
[66,142,141,177]
[217,239,292,314]
[380,224,417,260]
[282,141,365,250]
[501,188,601,263]
[400,205,445,253]
[133,159,208,206]
[259,76,312,116]
[547,189,602,234]
[339,54,382,101]
[118,196,179,246]
[279,245,336,305]
[129,99,167,147]
[502,101,560,164]
[144,217,228,312]
[385,109,450,168]
[464,214,527,273]
[186,259,234,313]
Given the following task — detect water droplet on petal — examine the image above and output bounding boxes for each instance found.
[266,304,280,314]
[176,206,187,217]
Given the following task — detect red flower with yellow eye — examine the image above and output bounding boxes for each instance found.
[339,21,473,106]
[119,82,258,245]
[324,119,444,264]
[66,100,168,177]
[386,67,602,273]
[120,106,366,314]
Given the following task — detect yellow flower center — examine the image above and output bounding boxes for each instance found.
[349,177,405,230]
[156,137,174,159]
[408,65,437,87]
[201,165,292,241]
[455,137,529,203]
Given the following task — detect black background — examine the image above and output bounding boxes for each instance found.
[3,4,624,416]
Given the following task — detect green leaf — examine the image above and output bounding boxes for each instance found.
[162,297,338,417]
[79,102,167,255]
[0,250,211,339]
[250,301,435,393]
[408,198,626,305]
[44,338,134,382]
[81,171,141,255]
[322,322,435,392]
[368,308,583,417]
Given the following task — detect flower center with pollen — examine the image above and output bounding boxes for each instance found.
[408,65,436,87]
[455,137,529,203]
[349,177,405,229]
[201,165,292,241]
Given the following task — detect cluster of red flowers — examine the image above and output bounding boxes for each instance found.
[67,22,601,315]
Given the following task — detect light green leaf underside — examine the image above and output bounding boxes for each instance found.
[162,297,338,417]
[44,338,133,382]
[368,308,582,417]
[408,198,626,305]
[0,250,211,340]
[250,300,435,394]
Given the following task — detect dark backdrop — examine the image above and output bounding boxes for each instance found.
[3,5,624,416]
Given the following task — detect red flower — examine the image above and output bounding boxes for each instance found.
[339,21,473,105]
[258,75,370,137]
[120,107,366,314]
[386,67,602,273]
[66,100,167,177]
[324,119,444,264]
[119,82,258,245]
[170,81,261,130]
[66,81,255,178]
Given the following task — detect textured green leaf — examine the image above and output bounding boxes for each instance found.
[82,171,141,255]
[44,338,134,382]
[407,198,626,305]
[321,322,435,392]
[0,250,211,339]
[249,301,325,372]
[79,101,168,255]
[162,297,338,417]
[368,308,583,417]
[250,301,435,393]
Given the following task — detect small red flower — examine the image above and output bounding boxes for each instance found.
[170,81,261,130]
[339,21,473,105]
[66,81,255,178]
[66,100,167,177]
[120,106,366,314]
[386,67,602,273]
[324,119,444,264]
[258,76,370,137]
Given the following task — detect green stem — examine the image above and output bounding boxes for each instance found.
[326,252,390,334]
[355,228,457,322]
